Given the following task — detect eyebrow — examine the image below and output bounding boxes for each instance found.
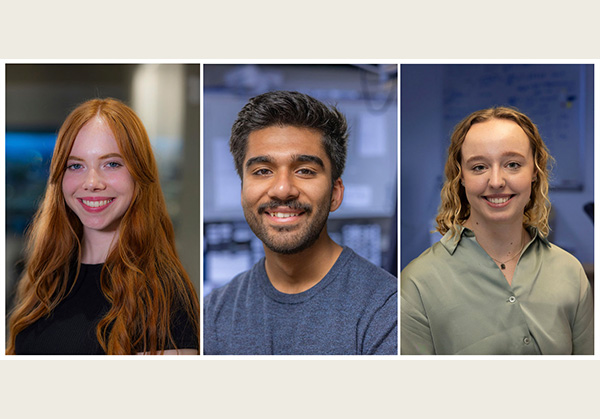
[245,154,325,170]
[245,155,272,170]
[67,153,123,161]
[294,154,325,168]
[464,151,526,164]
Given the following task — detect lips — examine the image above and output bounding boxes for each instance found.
[267,212,302,218]
[77,197,115,212]
[263,208,305,224]
[257,201,311,226]
[486,196,509,204]
[483,194,514,207]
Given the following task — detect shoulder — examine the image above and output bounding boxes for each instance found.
[401,241,448,282]
[344,248,396,279]
[525,225,585,276]
[203,261,263,313]
[339,247,397,298]
[336,248,397,333]
[545,241,583,264]
[204,270,251,306]
[541,240,587,277]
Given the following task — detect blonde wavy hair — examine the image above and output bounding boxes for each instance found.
[435,106,553,238]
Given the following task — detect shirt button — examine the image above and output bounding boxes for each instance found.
[523,337,530,345]
[508,296,516,303]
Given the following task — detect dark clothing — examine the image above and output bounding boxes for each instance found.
[15,264,198,355]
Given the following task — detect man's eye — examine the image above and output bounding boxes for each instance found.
[253,169,272,176]
[297,168,316,176]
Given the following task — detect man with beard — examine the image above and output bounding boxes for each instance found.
[203,91,397,355]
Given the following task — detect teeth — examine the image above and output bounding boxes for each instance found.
[487,197,509,204]
[270,212,298,218]
[82,199,113,208]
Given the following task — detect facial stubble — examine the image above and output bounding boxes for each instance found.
[243,190,333,255]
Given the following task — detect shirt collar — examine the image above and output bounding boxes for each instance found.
[440,224,550,255]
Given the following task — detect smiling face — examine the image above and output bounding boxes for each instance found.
[460,118,537,229]
[241,125,344,254]
[62,116,135,238]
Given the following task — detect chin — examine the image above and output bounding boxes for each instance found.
[263,228,325,255]
[264,238,313,255]
[484,214,522,225]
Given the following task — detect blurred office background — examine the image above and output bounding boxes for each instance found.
[5,64,201,317]
[401,64,594,286]
[203,64,398,296]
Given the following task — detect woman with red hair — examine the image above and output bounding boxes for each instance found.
[7,98,200,355]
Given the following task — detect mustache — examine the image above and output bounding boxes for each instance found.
[258,199,312,214]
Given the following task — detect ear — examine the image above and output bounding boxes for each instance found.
[329,178,344,212]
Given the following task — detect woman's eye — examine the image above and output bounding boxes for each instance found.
[472,165,485,172]
[106,161,122,169]
[507,162,521,169]
[66,163,83,170]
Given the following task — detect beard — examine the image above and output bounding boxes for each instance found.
[243,195,332,255]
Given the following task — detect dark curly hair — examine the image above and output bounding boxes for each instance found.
[230,90,349,182]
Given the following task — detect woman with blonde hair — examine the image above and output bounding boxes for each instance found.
[7,98,200,355]
[401,106,593,355]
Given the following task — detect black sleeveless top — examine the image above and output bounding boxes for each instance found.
[14,264,198,355]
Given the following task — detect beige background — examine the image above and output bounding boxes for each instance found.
[1,0,599,417]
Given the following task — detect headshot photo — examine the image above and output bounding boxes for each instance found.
[400,64,594,355]
[202,64,398,355]
[5,64,201,355]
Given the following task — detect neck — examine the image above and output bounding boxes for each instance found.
[463,217,528,260]
[81,228,118,264]
[263,229,343,294]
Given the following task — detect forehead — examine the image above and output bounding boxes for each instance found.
[71,117,119,153]
[245,125,328,162]
[461,118,532,159]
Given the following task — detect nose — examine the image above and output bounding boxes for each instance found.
[488,166,506,189]
[267,171,299,201]
[83,168,106,191]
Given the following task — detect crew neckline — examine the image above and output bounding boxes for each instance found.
[257,246,352,304]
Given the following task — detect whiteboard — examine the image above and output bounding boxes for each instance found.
[442,64,588,190]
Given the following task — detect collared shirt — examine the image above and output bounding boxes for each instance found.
[401,225,593,355]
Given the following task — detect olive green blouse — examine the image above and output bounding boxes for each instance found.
[401,226,593,355]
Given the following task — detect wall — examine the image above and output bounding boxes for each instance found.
[5,64,202,309]
[400,64,594,271]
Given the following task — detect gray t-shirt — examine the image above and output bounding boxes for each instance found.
[204,247,397,355]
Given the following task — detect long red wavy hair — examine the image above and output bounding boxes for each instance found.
[7,98,199,354]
